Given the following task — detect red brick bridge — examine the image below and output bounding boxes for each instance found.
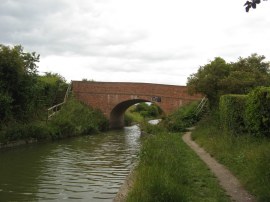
[72,81,202,128]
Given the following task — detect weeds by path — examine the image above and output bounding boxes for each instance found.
[127,131,229,202]
[192,115,270,201]
[183,131,255,202]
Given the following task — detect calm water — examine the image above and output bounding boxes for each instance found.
[0,125,141,202]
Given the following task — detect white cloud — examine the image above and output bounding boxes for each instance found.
[1,0,270,85]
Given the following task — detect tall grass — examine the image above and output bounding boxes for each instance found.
[192,113,270,201]
[127,123,229,202]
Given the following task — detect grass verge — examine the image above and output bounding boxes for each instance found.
[127,124,230,202]
[192,114,270,202]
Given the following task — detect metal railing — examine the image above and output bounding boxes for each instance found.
[47,84,71,121]
[195,96,208,116]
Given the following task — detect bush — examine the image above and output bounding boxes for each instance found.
[92,109,109,131]
[0,97,109,144]
[219,94,247,135]
[49,97,109,139]
[163,102,199,132]
[245,87,270,137]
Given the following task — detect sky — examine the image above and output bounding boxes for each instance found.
[1,0,270,85]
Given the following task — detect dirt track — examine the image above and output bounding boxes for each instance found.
[182,131,256,202]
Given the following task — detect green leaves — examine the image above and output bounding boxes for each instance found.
[219,87,270,137]
[187,57,231,108]
[219,94,248,135]
[187,54,270,109]
[245,87,270,137]
[163,101,199,132]
[0,44,41,121]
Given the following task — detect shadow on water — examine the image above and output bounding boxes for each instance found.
[0,125,141,202]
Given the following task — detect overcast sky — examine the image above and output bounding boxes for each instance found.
[1,0,270,85]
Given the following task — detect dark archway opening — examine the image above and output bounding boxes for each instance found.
[110,99,160,129]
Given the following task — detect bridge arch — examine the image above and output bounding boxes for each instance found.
[110,99,163,128]
[72,81,202,128]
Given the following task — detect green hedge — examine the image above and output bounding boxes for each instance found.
[219,94,247,135]
[219,87,270,137]
[245,87,270,137]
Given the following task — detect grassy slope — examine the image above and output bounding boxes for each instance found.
[127,129,230,202]
[192,115,270,202]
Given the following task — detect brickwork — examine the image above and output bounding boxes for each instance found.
[72,81,202,128]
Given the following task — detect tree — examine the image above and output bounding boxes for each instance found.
[38,72,68,106]
[187,54,270,109]
[187,57,231,107]
[244,0,268,12]
[0,44,40,121]
[220,54,270,94]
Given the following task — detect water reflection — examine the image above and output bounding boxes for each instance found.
[0,125,141,202]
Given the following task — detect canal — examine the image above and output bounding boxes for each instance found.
[0,125,141,201]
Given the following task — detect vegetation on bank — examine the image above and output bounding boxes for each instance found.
[124,101,203,133]
[0,45,68,124]
[162,101,201,132]
[127,123,229,201]
[126,102,230,201]
[0,97,109,144]
[187,53,270,201]
[192,113,270,201]
[0,44,109,145]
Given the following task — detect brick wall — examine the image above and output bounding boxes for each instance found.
[72,81,202,128]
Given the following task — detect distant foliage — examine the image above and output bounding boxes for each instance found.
[124,103,162,126]
[245,87,270,137]
[124,112,134,126]
[219,94,248,135]
[132,103,162,118]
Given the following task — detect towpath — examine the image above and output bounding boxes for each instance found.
[182,131,256,202]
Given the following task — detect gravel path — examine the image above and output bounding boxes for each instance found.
[182,131,256,202]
